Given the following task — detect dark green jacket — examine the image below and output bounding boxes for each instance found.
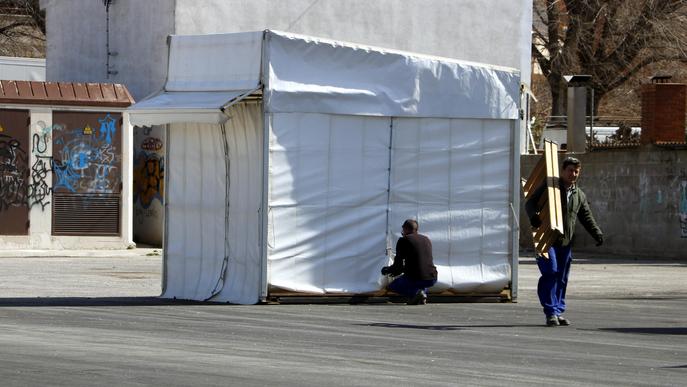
[525,181,603,247]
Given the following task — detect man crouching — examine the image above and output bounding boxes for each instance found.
[381,219,438,305]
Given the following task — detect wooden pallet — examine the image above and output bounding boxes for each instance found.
[522,140,564,258]
[267,288,512,304]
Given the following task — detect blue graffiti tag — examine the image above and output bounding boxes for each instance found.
[52,159,79,193]
[98,114,117,144]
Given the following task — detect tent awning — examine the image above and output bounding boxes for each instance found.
[128,89,257,126]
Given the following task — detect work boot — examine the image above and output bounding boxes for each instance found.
[546,315,559,326]
[407,290,427,305]
[557,315,571,326]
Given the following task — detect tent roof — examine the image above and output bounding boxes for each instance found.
[129,30,520,126]
[128,89,257,126]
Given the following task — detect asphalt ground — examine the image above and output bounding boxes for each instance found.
[0,249,685,386]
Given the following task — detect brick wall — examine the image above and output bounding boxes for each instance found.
[641,83,686,144]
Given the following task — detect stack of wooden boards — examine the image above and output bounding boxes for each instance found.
[522,140,564,258]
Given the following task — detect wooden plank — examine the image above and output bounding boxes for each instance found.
[523,157,545,198]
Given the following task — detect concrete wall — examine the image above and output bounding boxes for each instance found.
[520,146,687,259]
[40,0,175,100]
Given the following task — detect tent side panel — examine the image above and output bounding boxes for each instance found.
[162,122,230,301]
[267,113,391,294]
[388,117,513,293]
[166,32,263,92]
[212,102,264,304]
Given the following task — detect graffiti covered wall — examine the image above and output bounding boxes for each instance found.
[133,125,164,246]
[51,111,123,237]
[520,146,687,258]
[52,112,122,195]
[0,109,30,235]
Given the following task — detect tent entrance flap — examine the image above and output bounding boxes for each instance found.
[163,102,264,304]
[129,88,261,126]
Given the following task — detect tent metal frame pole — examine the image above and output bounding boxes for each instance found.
[510,119,520,301]
[161,123,171,295]
[258,30,271,302]
[384,118,394,258]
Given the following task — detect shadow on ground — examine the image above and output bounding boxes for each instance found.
[357,322,542,331]
[0,297,208,307]
[597,327,687,335]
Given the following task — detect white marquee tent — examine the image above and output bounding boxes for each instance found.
[129,30,521,305]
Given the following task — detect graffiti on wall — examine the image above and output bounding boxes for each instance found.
[0,133,28,211]
[52,114,120,194]
[28,122,53,210]
[133,136,164,208]
[680,180,687,238]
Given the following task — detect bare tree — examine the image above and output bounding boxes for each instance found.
[533,0,687,117]
[0,0,45,57]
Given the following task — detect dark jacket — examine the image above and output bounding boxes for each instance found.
[525,181,603,247]
[389,233,438,281]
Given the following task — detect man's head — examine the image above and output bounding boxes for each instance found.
[402,219,418,236]
[561,157,581,187]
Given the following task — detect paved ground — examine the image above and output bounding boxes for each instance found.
[0,249,685,386]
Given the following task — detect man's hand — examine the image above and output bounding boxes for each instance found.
[529,214,542,229]
[381,266,392,275]
[595,234,603,246]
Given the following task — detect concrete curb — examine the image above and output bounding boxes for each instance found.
[0,248,161,258]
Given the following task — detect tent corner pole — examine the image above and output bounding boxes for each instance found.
[258,30,270,302]
[511,119,521,302]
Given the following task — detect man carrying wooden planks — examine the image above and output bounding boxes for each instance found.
[525,157,604,327]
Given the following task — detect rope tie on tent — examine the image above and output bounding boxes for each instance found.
[509,202,519,232]
[206,123,232,301]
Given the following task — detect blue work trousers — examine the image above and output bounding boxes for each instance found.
[536,245,573,317]
[389,275,436,297]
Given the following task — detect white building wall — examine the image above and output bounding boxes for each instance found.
[0,56,46,81]
[176,0,532,87]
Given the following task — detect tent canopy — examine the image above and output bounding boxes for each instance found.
[129,30,519,125]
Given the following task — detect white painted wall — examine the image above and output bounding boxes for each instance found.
[0,56,46,81]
